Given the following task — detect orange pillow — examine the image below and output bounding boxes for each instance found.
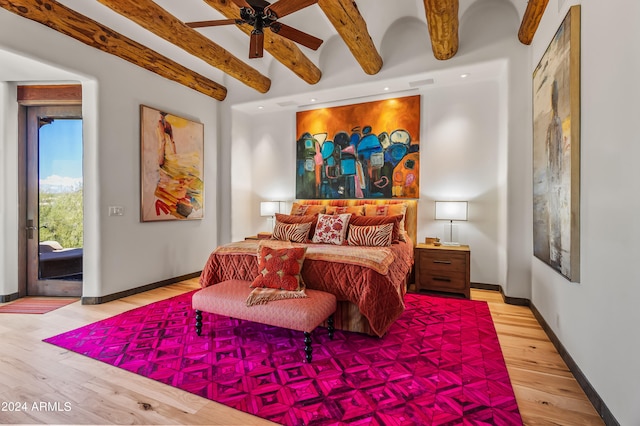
[290,203,326,216]
[364,203,408,239]
[325,205,364,216]
[251,246,306,291]
[275,212,317,224]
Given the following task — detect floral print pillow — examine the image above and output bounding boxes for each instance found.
[311,213,352,245]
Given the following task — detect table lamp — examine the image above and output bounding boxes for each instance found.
[434,201,468,246]
[260,201,281,232]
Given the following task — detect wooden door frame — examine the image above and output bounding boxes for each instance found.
[17,84,82,297]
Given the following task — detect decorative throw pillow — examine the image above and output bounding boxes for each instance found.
[364,204,390,217]
[251,246,307,291]
[290,202,326,216]
[325,205,365,216]
[311,213,352,245]
[350,214,404,243]
[347,223,394,247]
[364,203,408,241]
[274,213,318,238]
[271,221,312,243]
[275,212,316,224]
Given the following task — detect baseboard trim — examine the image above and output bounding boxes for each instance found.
[529,303,617,425]
[470,282,501,292]
[0,292,20,303]
[81,271,201,305]
[472,282,530,306]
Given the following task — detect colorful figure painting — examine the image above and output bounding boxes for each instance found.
[295,95,420,199]
[532,6,580,281]
[140,105,204,221]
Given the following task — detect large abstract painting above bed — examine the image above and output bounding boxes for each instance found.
[200,199,417,337]
[295,95,420,200]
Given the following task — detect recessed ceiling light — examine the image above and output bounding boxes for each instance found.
[460,73,469,78]
[258,106,264,110]
[384,87,390,91]
[310,98,317,102]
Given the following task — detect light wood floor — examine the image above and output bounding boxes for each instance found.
[0,279,604,425]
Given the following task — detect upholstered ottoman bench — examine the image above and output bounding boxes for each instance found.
[192,279,337,362]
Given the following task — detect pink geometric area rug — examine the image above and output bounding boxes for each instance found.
[44,291,522,425]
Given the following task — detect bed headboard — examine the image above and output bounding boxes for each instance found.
[294,199,418,246]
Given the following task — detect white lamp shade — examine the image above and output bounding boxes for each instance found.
[260,201,280,217]
[435,201,468,221]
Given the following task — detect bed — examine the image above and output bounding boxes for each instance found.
[200,199,417,337]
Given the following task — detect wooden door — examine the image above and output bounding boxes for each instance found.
[25,105,83,296]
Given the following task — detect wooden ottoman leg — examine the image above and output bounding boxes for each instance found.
[195,310,203,336]
[328,315,335,340]
[304,331,312,363]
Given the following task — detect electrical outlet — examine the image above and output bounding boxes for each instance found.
[108,206,124,216]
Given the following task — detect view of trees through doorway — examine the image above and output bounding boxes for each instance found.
[23,90,83,297]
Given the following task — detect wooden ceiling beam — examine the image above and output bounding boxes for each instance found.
[0,0,227,100]
[96,0,271,93]
[423,0,459,60]
[201,0,321,85]
[317,0,382,75]
[518,0,549,45]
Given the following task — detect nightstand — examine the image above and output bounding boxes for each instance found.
[414,243,470,298]
[245,233,272,240]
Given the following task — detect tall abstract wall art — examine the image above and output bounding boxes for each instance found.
[295,95,420,199]
[532,5,580,281]
[140,105,204,222]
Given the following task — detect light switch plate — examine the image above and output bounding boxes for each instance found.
[108,206,124,216]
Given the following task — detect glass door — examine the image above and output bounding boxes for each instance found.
[26,105,83,296]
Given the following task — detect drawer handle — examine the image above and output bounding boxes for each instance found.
[433,277,451,282]
[433,260,452,264]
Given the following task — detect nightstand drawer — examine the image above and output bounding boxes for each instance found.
[420,272,468,291]
[417,251,467,274]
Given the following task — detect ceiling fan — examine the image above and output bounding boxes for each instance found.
[186,0,323,59]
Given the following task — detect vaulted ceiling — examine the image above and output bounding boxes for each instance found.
[0,0,549,101]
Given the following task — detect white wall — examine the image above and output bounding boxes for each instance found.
[529,1,640,424]
[229,107,299,242]
[421,81,505,285]
[0,81,15,297]
[0,9,219,299]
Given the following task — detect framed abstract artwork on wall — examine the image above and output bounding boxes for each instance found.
[140,105,204,222]
[532,5,580,281]
[295,95,420,200]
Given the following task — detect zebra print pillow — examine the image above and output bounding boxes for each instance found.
[271,221,312,243]
[347,223,394,247]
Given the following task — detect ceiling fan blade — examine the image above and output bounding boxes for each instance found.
[270,22,323,50]
[185,19,239,28]
[249,31,265,58]
[230,0,254,9]
[265,0,318,18]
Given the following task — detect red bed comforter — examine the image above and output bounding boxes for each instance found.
[200,240,414,337]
